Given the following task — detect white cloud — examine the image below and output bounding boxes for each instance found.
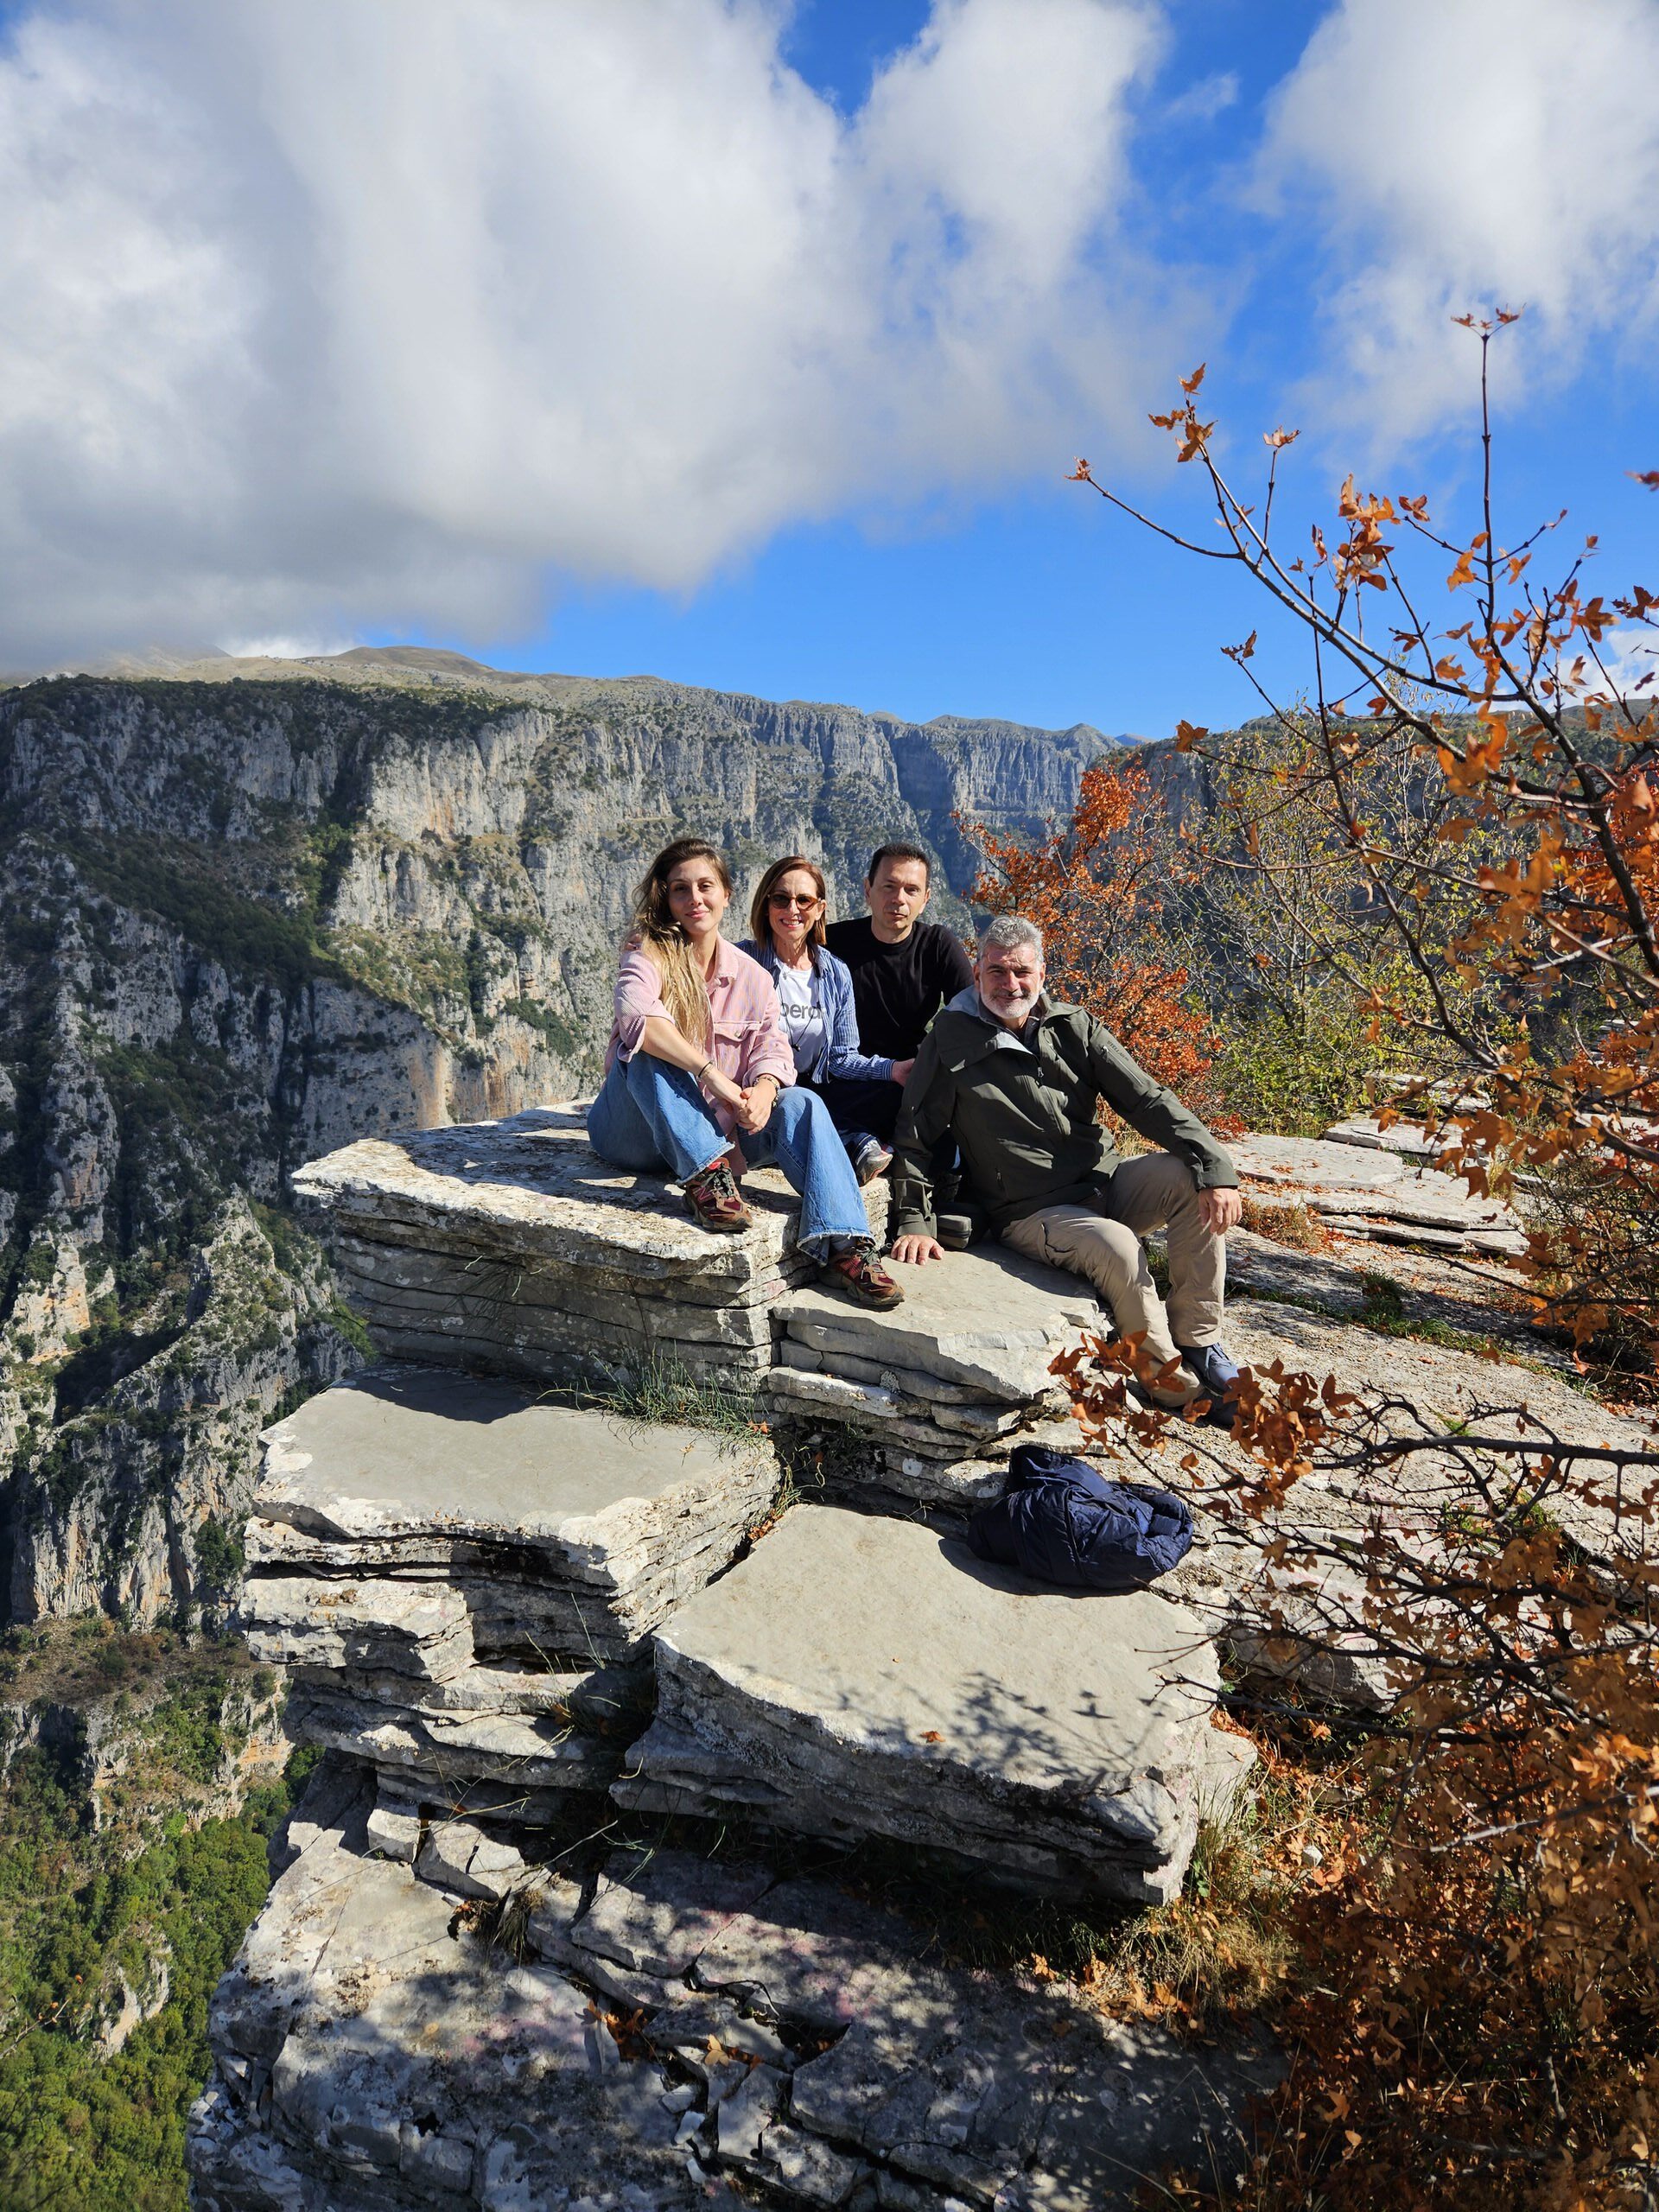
[219,634,357,664]
[1592,632,1659,705]
[1255,0,1659,445]
[0,0,1170,664]
[1163,71,1237,124]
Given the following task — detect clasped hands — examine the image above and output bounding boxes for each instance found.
[703,1065,778,1135]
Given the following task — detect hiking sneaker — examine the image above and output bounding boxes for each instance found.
[823,1250,905,1309]
[683,1160,751,1234]
[1177,1341,1241,1427]
[854,1139,893,1185]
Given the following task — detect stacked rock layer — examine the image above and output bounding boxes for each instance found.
[762,1247,1097,1512]
[238,1365,778,1817]
[294,1105,888,1390]
[196,1109,1280,2209]
[192,1772,1281,2211]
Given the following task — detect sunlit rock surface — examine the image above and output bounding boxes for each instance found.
[617,1505,1252,1907]
[190,1770,1281,2212]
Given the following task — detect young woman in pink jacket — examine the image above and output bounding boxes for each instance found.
[586,838,902,1308]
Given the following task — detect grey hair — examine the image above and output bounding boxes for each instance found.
[978,913,1044,959]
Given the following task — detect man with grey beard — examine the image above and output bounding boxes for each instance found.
[887,913,1244,1420]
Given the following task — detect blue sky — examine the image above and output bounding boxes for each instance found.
[484,0,1656,736]
[3,0,1656,737]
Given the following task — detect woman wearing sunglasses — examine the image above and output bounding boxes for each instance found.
[740,855,897,1185]
[586,837,902,1308]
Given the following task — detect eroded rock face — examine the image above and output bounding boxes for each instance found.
[1,659,1108,1628]
[190,1774,1281,2212]
[7,1196,359,1625]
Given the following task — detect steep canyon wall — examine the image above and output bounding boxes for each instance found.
[0,651,1117,1626]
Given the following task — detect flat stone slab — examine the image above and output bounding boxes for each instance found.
[1324,1114,1447,1160]
[296,1103,887,1290]
[619,1505,1250,1904]
[776,1244,1097,1402]
[1223,1299,1659,1564]
[250,1365,776,1661]
[194,1796,1281,2212]
[1230,1131,1521,1247]
[1230,1131,1412,1192]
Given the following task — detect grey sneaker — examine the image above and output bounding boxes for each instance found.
[854,1139,893,1185]
[1176,1342,1241,1427]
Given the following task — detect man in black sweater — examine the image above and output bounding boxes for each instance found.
[823,842,974,1163]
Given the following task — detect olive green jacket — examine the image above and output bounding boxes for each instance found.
[891,992,1236,1239]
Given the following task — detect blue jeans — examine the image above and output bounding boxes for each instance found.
[586,1055,873,1258]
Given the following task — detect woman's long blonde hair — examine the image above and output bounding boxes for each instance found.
[630,838,733,1052]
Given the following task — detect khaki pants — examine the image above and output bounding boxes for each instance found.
[1000,1154,1225,1399]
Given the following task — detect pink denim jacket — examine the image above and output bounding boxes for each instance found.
[604,936,795,1141]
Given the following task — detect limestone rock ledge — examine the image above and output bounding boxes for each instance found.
[760,1249,1097,1512]
[245,1365,779,1664]
[189,1765,1281,2212]
[618,1508,1252,1909]
[238,1366,777,1808]
[295,1106,888,1389]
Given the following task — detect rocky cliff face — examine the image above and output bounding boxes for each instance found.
[0,648,1117,1625]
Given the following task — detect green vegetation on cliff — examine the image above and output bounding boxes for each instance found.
[0,1625,305,2212]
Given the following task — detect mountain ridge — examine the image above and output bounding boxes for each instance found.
[23,642,1134,754]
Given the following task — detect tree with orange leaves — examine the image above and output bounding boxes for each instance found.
[967,754,1214,1098]
[1056,326,1659,2211]
[1073,327,1659,1361]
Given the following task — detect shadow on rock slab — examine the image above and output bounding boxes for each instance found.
[192,1773,1283,2212]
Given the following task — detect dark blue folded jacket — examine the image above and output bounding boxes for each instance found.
[967,1443,1192,1592]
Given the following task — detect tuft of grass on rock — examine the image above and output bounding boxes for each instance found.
[1241,1198,1332,1253]
[579,1351,764,1448]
